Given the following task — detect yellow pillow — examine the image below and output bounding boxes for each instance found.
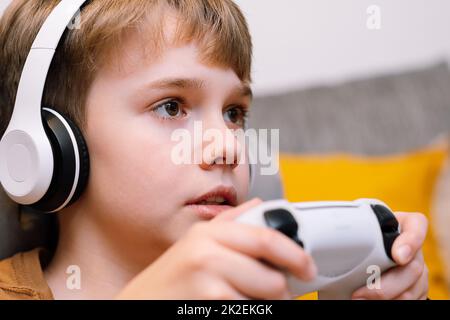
[280,142,449,300]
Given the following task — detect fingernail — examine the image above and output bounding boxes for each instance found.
[353,297,367,300]
[397,245,412,264]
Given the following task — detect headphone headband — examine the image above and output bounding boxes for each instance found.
[10,0,87,128]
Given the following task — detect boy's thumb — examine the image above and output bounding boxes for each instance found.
[212,198,263,223]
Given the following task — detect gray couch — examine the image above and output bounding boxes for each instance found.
[248,62,450,155]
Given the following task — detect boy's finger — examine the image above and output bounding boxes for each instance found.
[208,222,317,282]
[352,253,424,300]
[391,212,428,265]
[212,246,292,299]
[212,198,262,222]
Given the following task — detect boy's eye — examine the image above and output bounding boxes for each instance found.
[152,99,186,119]
[224,106,248,127]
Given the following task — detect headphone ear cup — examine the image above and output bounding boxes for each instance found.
[30,108,89,213]
[64,114,89,207]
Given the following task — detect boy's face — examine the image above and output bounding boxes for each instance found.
[78,30,251,251]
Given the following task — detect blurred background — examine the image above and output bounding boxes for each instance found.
[0,0,449,299]
[235,0,450,95]
[238,0,450,299]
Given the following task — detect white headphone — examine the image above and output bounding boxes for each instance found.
[0,0,90,213]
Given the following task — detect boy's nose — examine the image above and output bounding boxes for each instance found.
[198,122,242,171]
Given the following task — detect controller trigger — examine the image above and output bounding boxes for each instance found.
[263,208,304,247]
[371,204,400,260]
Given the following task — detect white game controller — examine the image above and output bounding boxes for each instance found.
[235,199,401,300]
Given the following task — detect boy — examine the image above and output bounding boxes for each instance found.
[0,0,429,300]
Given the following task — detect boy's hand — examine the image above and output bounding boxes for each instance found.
[352,212,429,300]
[116,198,317,300]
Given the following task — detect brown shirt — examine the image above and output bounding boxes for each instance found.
[0,248,54,300]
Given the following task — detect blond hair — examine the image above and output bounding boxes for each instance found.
[0,0,252,135]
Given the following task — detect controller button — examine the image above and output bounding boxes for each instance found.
[371,204,400,260]
[371,204,399,233]
[263,209,304,247]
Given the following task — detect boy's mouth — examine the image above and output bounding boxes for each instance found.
[185,186,238,219]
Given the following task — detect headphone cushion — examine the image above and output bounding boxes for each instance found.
[63,113,90,207]
[31,109,89,212]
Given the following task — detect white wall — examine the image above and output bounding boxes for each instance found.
[0,0,11,18]
[3,0,450,96]
[235,0,450,96]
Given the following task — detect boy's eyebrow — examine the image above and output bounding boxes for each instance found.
[237,84,253,100]
[149,78,205,90]
[146,77,253,99]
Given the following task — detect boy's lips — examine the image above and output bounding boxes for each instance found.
[185,186,238,220]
